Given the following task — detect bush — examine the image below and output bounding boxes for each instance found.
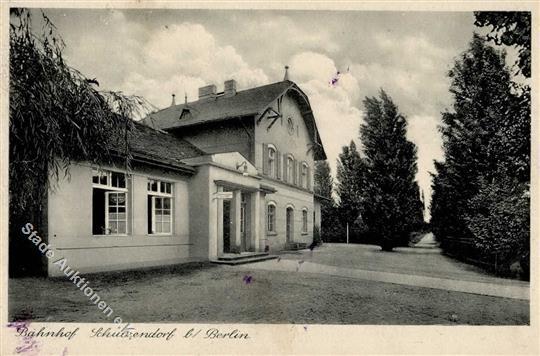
[466,178,529,279]
[313,226,322,246]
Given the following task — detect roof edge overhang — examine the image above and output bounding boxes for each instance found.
[272,82,327,161]
[214,179,276,194]
[164,113,257,132]
[111,150,196,175]
[314,193,332,202]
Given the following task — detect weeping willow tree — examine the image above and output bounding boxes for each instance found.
[9,9,150,275]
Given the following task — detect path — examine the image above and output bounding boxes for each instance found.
[240,235,529,300]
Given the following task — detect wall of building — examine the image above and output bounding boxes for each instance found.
[174,119,255,163]
[262,180,315,251]
[186,153,265,260]
[314,199,322,231]
[254,93,315,185]
[47,162,194,276]
[253,93,317,250]
[186,164,211,259]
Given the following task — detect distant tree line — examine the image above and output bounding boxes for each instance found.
[315,91,425,251]
[431,12,530,279]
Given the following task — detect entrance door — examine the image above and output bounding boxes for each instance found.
[223,200,231,253]
[286,207,294,243]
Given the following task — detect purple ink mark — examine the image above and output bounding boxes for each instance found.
[243,275,253,284]
[303,326,308,331]
[329,71,341,87]
[7,318,40,355]
[61,346,68,356]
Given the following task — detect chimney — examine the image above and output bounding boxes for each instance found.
[283,65,290,81]
[224,79,237,97]
[171,93,176,106]
[198,84,217,101]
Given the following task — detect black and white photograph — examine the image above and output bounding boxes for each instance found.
[1,1,537,355]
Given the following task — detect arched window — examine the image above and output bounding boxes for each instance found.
[268,145,276,177]
[286,154,294,183]
[301,162,308,188]
[267,202,276,233]
[302,208,308,233]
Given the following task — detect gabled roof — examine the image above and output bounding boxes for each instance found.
[142,81,292,130]
[141,80,327,160]
[110,121,205,173]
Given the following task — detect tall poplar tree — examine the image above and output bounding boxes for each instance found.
[360,90,423,251]
[335,141,364,233]
[431,33,530,277]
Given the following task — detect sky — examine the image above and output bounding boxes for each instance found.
[33,9,482,209]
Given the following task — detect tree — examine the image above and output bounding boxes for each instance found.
[9,9,148,275]
[314,160,340,242]
[314,160,333,198]
[474,11,531,77]
[335,141,364,231]
[430,34,529,277]
[359,90,423,251]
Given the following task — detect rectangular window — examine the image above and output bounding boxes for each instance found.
[147,179,174,235]
[302,209,308,233]
[92,169,129,235]
[267,204,276,232]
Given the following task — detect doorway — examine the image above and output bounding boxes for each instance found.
[286,207,294,243]
[223,200,231,253]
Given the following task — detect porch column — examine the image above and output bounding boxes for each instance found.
[250,190,261,252]
[216,186,224,256]
[231,189,242,253]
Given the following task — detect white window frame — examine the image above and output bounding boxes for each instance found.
[267,202,276,233]
[302,208,308,233]
[268,144,276,178]
[147,179,174,236]
[92,168,129,236]
[105,191,128,236]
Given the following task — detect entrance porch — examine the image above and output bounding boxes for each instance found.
[214,180,276,259]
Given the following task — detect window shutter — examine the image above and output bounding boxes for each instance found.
[276,150,281,180]
[262,143,269,175]
[293,159,298,185]
[306,165,311,190]
[283,155,288,182]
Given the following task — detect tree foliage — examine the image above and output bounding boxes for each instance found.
[314,160,342,242]
[335,141,364,226]
[314,160,333,198]
[9,9,152,276]
[359,90,424,251]
[474,11,531,77]
[9,9,149,217]
[430,34,530,278]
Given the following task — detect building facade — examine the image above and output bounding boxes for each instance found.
[44,79,326,276]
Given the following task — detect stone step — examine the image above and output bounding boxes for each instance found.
[217,252,270,261]
[211,255,278,266]
[285,242,308,251]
